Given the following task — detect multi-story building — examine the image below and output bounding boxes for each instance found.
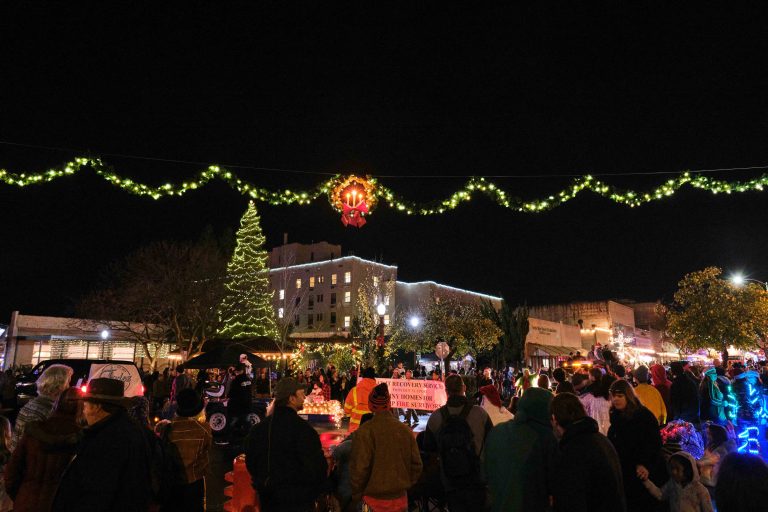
[268,242,501,342]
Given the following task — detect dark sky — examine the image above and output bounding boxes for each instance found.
[2,3,768,319]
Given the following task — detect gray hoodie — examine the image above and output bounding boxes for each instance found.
[643,451,713,512]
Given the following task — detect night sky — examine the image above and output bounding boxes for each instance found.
[2,4,768,320]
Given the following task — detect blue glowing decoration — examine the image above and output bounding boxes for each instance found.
[737,426,761,455]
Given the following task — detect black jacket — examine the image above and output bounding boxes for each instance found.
[53,409,151,512]
[552,417,626,512]
[607,406,667,512]
[245,406,328,512]
[670,373,700,423]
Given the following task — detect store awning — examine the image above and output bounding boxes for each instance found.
[526,343,582,357]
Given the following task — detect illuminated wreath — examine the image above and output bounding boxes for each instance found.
[328,175,377,227]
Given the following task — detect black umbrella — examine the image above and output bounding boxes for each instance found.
[183,343,270,369]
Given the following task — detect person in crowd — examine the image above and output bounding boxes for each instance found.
[641,451,713,512]
[0,416,12,512]
[316,373,331,401]
[697,423,736,488]
[670,361,700,424]
[730,363,763,425]
[479,384,513,426]
[424,374,492,511]
[477,367,493,389]
[6,387,81,512]
[329,368,342,402]
[583,367,603,396]
[571,373,590,395]
[485,387,557,512]
[699,368,726,424]
[53,378,151,511]
[581,373,615,435]
[634,365,668,425]
[1,371,16,410]
[159,388,212,512]
[152,367,172,414]
[552,367,567,390]
[536,374,551,391]
[555,381,575,394]
[550,392,626,512]
[255,367,271,397]
[245,377,327,512]
[344,367,377,433]
[332,413,373,512]
[650,364,673,416]
[402,370,420,427]
[339,373,351,404]
[170,365,193,404]
[227,363,253,434]
[607,379,667,512]
[11,364,73,452]
[193,369,209,395]
[350,384,422,511]
[714,452,768,512]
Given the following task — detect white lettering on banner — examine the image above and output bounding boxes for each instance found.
[358,377,447,411]
[89,364,141,397]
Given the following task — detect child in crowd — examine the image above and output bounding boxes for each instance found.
[0,416,12,512]
[697,423,736,488]
[641,451,713,512]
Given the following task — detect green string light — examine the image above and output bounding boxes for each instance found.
[2,157,768,215]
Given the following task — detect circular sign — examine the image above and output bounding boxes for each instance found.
[435,341,450,359]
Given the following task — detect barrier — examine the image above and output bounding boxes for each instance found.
[223,454,259,512]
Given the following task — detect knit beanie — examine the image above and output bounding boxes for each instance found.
[368,383,391,412]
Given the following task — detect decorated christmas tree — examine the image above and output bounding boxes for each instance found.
[218,201,279,340]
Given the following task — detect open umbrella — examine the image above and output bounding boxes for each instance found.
[183,343,270,369]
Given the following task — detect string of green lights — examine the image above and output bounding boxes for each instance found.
[1,156,767,214]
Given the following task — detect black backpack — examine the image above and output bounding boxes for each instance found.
[436,403,481,486]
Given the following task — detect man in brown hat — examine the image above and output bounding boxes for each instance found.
[245,377,328,512]
[350,383,422,511]
[53,378,152,512]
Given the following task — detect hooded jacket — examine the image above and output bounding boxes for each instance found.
[344,377,377,433]
[552,416,626,512]
[699,369,725,424]
[731,370,764,424]
[651,364,673,416]
[642,451,713,512]
[5,414,81,512]
[484,387,557,512]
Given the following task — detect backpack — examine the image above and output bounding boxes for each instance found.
[436,403,481,487]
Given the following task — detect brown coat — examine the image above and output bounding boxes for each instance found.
[350,411,422,501]
[5,414,81,512]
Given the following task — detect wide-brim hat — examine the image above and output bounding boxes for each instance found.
[78,378,130,407]
[176,388,205,417]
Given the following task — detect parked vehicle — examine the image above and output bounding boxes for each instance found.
[203,380,269,438]
[16,359,144,407]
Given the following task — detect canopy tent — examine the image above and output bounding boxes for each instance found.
[183,342,270,369]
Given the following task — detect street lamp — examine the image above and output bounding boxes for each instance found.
[376,303,386,346]
[730,273,768,291]
[100,329,110,340]
[409,316,421,328]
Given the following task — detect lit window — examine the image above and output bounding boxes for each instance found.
[344,271,351,284]
[331,273,337,285]
[344,291,351,303]
[384,315,390,326]
[344,316,351,328]
[279,289,285,300]
[296,278,302,289]
[318,275,325,284]
[373,276,379,287]
[278,308,284,318]
[384,295,390,306]
[373,296,378,305]
[309,276,315,289]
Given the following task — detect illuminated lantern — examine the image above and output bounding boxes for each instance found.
[329,175,377,228]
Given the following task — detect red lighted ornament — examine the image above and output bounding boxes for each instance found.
[329,175,377,228]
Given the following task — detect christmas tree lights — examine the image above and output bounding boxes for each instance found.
[217,201,279,340]
[3,157,768,216]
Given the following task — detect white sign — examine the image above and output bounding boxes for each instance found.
[88,363,142,397]
[373,377,447,411]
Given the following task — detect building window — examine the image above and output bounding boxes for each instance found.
[279,289,285,300]
[316,313,323,322]
[331,273,337,285]
[296,278,302,289]
[309,276,315,289]
[384,295,390,306]
[330,293,336,305]
[317,294,324,303]
[344,291,351,303]
[384,314,390,326]
[308,315,314,327]
[294,314,300,326]
[344,315,351,328]
[330,312,336,325]
[318,275,325,284]
[373,276,379,287]
[344,271,351,284]
[278,307,284,319]
[295,297,300,306]
[373,296,378,305]
[308,296,314,309]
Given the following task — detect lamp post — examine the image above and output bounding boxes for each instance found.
[730,273,768,292]
[376,303,386,347]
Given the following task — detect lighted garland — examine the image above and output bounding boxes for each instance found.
[2,157,768,217]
